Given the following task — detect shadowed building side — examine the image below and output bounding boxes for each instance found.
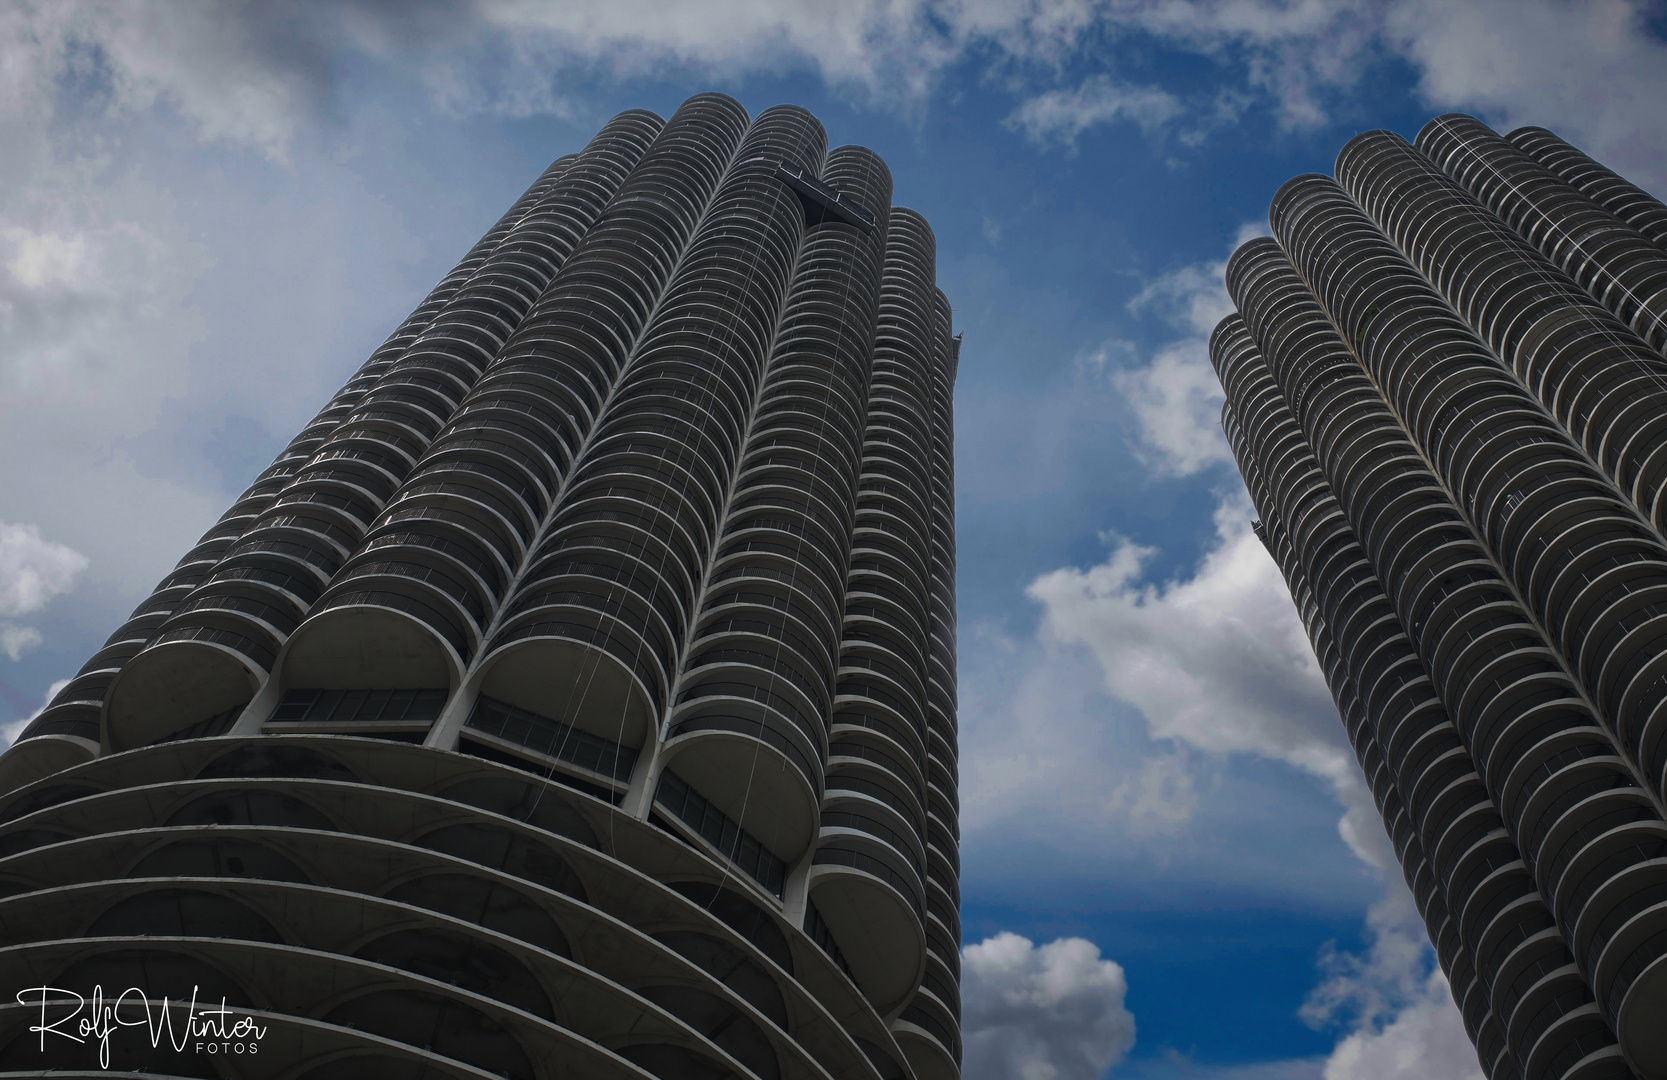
[1216,118,1667,1080]
[0,93,959,1080]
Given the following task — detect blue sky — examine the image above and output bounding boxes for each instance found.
[3,3,1666,1079]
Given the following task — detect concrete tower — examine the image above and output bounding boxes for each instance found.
[1216,116,1667,1080]
[0,93,960,1080]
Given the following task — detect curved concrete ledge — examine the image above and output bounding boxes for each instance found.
[891,1016,958,1080]
[105,640,263,752]
[0,735,98,799]
[476,638,654,751]
[806,864,924,1017]
[0,733,911,1080]
[280,606,463,695]
[661,728,819,863]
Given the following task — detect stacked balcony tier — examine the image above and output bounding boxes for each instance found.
[0,93,960,1080]
[1216,117,1667,1079]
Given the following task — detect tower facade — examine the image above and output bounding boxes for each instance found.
[0,94,961,1080]
[1215,116,1667,1080]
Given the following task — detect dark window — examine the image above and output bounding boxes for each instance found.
[465,694,638,782]
[654,770,786,897]
[268,687,447,725]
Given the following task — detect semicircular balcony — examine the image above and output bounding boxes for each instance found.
[471,633,660,761]
[660,700,822,866]
[275,603,465,721]
[805,842,925,1019]
[0,733,98,802]
[694,574,841,684]
[0,730,910,1080]
[893,985,960,1080]
[103,622,271,752]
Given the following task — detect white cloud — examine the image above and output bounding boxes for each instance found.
[1021,486,1476,1075]
[3,676,70,747]
[1322,980,1481,1080]
[0,624,43,661]
[0,2,328,162]
[5,0,1664,197]
[0,113,215,595]
[1107,749,1198,838]
[4,227,88,289]
[0,520,85,664]
[1384,0,1667,190]
[0,521,86,617]
[1030,492,1339,784]
[1027,486,1391,871]
[962,932,1137,1080]
[1305,888,1483,1080]
[1106,225,1267,479]
[1126,1053,1326,1080]
[1007,74,1185,150]
[1109,336,1232,477]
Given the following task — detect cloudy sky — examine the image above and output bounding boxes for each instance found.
[3,2,1665,1078]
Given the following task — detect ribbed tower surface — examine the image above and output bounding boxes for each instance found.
[0,93,960,1080]
[1216,116,1667,1080]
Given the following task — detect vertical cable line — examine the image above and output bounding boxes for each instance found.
[823,209,945,1029]
[1373,124,1667,539]
[1413,118,1667,566]
[1219,344,1519,1078]
[670,145,860,910]
[547,107,821,881]
[355,98,865,1080]
[473,98,775,731]
[889,284,960,1065]
[0,99,951,1080]
[449,104,820,871]
[302,89,759,841]
[672,147,896,944]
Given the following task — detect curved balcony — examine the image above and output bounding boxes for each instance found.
[0,95,958,1080]
[273,600,465,712]
[102,633,263,752]
[0,733,913,1080]
[806,850,925,1018]
[82,112,666,755]
[3,152,598,766]
[1509,127,1667,250]
[473,634,659,757]
[1420,115,1667,351]
[660,694,821,862]
[1218,257,1641,1078]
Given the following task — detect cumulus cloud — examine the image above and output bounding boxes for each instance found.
[6,0,1663,191]
[0,625,43,662]
[0,2,334,161]
[1022,483,1478,1077]
[1384,0,1667,189]
[1322,979,1481,1080]
[1008,75,1185,150]
[1026,488,1391,864]
[1106,225,1266,478]
[0,106,219,596]
[2,676,70,747]
[1305,889,1483,1080]
[0,521,86,617]
[962,932,1136,1080]
[0,521,86,662]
